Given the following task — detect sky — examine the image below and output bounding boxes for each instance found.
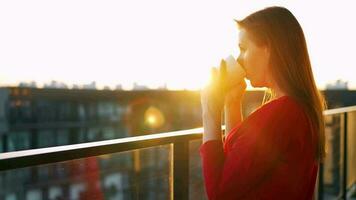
[0,0,355,90]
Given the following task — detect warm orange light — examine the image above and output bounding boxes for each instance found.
[15,100,22,107]
[144,106,165,129]
[22,89,29,96]
[147,115,157,125]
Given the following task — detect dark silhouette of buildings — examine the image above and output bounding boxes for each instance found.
[0,87,355,199]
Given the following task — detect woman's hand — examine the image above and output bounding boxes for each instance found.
[225,79,247,106]
[201,60,229,142]
[201,60,227,121]
[201,60,247,143]
[224,80,246,135]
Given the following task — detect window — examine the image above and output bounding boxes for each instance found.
[8,131,30,151]
[38,130,55,148]
[57,129,69,145]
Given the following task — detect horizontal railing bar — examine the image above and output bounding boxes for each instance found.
[9,120,123,130]
[323,105,356,115]
[1,104,355,171]
[0,127,203,171]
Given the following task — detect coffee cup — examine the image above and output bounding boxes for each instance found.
[224,55,246,87]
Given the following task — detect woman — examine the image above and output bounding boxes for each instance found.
[200,6,326,199]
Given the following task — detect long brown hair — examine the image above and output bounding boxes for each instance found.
[236,6,327,163]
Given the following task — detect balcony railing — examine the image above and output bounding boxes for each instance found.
[321,105,356,200]
[1,106,356,199]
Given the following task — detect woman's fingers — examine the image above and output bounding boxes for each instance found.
[219,60,228,93]
[219,59,227,82]
[210,67,218,84]
[224,79,247,103]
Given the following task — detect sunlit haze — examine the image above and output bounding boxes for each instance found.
[0,0,355,90]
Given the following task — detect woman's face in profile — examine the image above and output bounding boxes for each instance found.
[237,29,271,88]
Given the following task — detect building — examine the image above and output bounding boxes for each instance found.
[0,87,204,200]
[0,87,355,199]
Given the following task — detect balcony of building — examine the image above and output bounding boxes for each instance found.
[0,105,355,200]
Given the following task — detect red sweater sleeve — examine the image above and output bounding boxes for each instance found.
[200,98,308,199]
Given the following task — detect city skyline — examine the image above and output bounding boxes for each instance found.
[1,1,356,90]
[1,78,351,91]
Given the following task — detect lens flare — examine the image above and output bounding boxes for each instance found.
[144,106,165,129]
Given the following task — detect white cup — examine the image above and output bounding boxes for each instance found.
[224,55,246,87]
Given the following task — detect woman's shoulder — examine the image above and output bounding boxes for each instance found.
[254,95,308,122]
[262,95,304,112]
[226,95,310,149]
[233,95,310,135]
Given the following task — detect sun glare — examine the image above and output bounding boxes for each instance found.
[0,1,354,90]
[144,106,165,129]
[147,115,157,125]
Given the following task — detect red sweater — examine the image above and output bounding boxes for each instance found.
[200,96,318,200]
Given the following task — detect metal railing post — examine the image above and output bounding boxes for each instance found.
[173,141,189,200]
[318,163,324,200]
[342,112,348,199]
